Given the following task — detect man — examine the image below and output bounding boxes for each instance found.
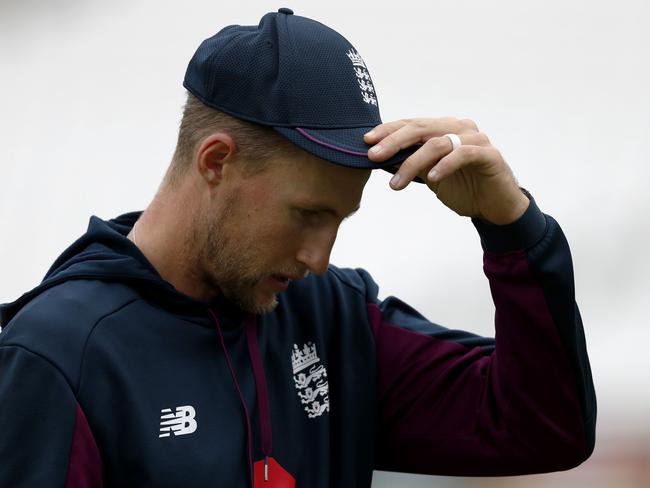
[0,8,595,487]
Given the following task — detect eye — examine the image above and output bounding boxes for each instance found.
[295,208,321,225]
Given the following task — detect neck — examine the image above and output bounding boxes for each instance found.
[128,180,213,301]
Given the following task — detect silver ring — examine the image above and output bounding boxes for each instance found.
[444,133,462,151]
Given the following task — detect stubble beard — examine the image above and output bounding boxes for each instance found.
[195,203,280,315]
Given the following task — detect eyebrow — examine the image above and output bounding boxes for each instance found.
[307,204,361,220]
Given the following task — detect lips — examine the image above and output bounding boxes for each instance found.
[268,275,291,292]
[268,271,307,292]
[271,274,290,283]
[272,272,305,282]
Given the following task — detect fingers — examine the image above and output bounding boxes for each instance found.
[365,122,424,160]
[365,117,480,161]
[389,132,491,190]
[427,145,501,184]
[363,120,409,143]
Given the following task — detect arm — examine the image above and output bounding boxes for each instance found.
[363,118,595,475]
[0,344,103,487]
[368,192,595,476]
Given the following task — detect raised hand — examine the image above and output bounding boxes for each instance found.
[365,118,530,225]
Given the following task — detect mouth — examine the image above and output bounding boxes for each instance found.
[268,269,308,289]
[271,274,291,284]
[267,274,292,292]
[272,270,307,281]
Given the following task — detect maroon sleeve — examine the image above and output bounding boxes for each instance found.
[371,189,596,476]
[66,403,104,488]
[0,345,103,487]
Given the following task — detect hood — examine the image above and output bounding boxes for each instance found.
[0,212,239,327]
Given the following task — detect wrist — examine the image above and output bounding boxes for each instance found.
[479,188,530,226]
[471,188,547,253]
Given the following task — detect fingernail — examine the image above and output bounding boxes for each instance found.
[428,168,439,182]
[369,145,383,155]
[365,129,376,137]
[390,173,401,188]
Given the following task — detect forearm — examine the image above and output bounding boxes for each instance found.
[372,190,596,476]
[471,190,596,472]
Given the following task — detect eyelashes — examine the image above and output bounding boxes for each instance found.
[296,208,321,225]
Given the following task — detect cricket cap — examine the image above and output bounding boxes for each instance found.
[184,8,418,174]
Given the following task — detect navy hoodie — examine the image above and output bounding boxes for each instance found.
[0,190,596,487]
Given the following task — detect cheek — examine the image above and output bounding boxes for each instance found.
[259,220,303,261]
[232,186,302,256]
[269,223,301,255]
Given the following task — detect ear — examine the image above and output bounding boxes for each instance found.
[196,133,237,185]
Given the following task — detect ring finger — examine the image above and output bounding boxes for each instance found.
[390,132,490,190]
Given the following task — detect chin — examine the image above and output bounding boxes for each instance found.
[219,278,282,315]
[230,290,279,315]
[246,296,279,315]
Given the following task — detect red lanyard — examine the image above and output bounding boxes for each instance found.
[210,310,294,487]
[246,314,273,472]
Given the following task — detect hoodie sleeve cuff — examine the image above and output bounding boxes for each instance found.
[471,188,548,253]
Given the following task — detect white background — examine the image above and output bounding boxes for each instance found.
[1,0,649,486]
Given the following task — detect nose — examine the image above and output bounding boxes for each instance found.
[296,229,337,275]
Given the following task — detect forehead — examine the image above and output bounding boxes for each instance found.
[266,150,371,210]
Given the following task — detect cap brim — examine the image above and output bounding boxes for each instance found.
[274,126,422,180]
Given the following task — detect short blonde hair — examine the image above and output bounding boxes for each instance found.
[166,92,297,186]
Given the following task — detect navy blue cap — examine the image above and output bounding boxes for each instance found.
[183,8,419,174]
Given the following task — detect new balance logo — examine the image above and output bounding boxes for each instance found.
[159,405,197,438]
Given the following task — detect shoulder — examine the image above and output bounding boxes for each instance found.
[326,265,379,300]
[283,264,381,307]
[0,279,141,390]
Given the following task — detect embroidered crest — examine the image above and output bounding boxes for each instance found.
[346,49,377,106]
[291,342,329,418]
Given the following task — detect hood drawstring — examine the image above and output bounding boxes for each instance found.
[209,309,273,485]
[245,314,274,480]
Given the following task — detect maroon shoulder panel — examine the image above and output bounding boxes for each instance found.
[66,403,103,488]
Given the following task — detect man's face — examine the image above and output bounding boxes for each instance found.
[196,149,370,314]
